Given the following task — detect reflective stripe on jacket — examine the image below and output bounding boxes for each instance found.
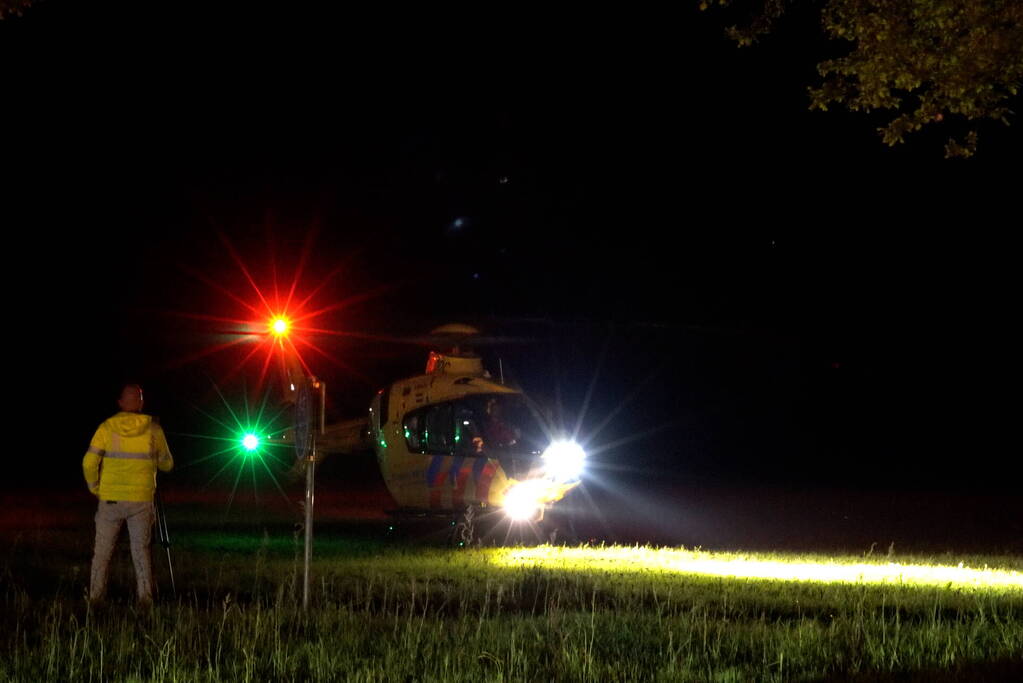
[82,412,174,502]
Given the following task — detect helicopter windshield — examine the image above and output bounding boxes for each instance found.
[403,394,548,458]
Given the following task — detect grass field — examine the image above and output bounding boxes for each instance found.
[2,527,1022,682]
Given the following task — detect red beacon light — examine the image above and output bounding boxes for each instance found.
[270,317,290,337]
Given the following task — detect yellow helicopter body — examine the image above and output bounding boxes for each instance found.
[282,327,581,520]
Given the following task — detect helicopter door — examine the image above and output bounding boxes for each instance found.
[424,403,454,454]
[402,402,457,455]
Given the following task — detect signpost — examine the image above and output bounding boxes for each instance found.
[294,377,325,610]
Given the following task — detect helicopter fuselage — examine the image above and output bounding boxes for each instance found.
[369,369,529,512]
[302,347,582,520]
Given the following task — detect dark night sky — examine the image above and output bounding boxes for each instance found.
[4,2,1019,495]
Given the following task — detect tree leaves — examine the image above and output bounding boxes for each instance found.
[0,0,34,20]
[703,0,1023,158]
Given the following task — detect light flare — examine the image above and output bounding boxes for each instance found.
[501,478,578,521]
[503,480,548,521]
[173,381,294,510]
[542,440,586,483]
[271,317,290,337]
[170,227,393,393]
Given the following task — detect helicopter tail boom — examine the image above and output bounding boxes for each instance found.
[319,417,372,455]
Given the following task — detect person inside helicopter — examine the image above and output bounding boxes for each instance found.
[482,397,518,448]
[402,395,543,457]
[463,396,526,455]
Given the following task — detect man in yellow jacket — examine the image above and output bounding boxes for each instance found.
[83,384,173,605]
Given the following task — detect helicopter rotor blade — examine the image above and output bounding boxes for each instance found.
[399,334,537,347]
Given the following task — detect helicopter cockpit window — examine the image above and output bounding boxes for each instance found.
[453,394,547,457]
[403,404,456,455]
[403,413,423,451]
[403,395,547,457]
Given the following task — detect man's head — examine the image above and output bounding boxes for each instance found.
[118,384,144,413]
[486,397,502,417]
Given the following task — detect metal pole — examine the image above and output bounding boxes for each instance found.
[302,380,325,611]
[319,381,326,434]
[303,449,314,610]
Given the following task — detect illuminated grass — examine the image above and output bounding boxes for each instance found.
[2,532,1022,681]
[490,545,1023,592]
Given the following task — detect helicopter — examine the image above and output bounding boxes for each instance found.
[271,323,585,544]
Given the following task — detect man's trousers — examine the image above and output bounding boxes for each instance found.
[89,500,155,603]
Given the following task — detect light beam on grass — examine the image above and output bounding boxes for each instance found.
[490,546,1023,591]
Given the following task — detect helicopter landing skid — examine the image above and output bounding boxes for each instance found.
[383,506,488,547]
[448,505,478,548]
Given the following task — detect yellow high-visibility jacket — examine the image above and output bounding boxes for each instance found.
[82,412,174,502]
